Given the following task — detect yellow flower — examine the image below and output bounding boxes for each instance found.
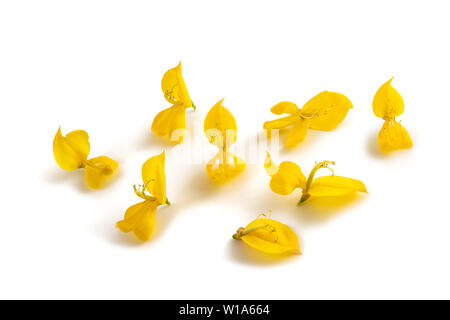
[232,215,301,256]
[263,92,353,147]
[53,127,118,189]
[204,98,245,183]
[151,62,195,144]
[116,152,169,241]
[265,153,367,205]
[373,78,413,153]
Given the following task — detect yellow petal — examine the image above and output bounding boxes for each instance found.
[151,104,186,143]
[263,115,296,130]
[53,127,90,171]
[161,62,192,107]
[301,91,353,131]
[204,98,237,148]
[285,118,308,148]
[270,162,306,195]
[84,156,119,189]
[308,175,367,197]
[65,130,90,157]
[168,104,186,144]
[151,105,177,136]
[270,101,300,115]
[264,152,278,176]
[116,200,157,242]
[378,119,413,153]
[372,78,404,119]
[142,152,167,204]
[240,218,301,255]
[265,153,306,194]
[206,150,245,183]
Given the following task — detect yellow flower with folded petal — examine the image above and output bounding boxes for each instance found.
[116,152,169,241]
[265,153,367,205]
[53,127,118,189]
[204,98,246,183]
[232,215,301,256]
[263,92,353,147]
[373,78,413,153]
[151,62,195,143]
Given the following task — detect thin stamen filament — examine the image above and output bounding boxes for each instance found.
[304,160,336,193]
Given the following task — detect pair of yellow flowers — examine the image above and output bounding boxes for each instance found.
[53,62,412,256]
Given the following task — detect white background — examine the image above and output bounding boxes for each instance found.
[1,0,449,299]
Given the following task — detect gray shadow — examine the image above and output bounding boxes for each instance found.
[296,193,367,224]
[42,166,91,194]
[366,128,387,159]
[137,128,177,150]
[227,239,300,266]
[279,129,325,155]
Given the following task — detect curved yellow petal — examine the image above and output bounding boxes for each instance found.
[301,91,353,131]
[116,201,148,232]
[142,152,166,205]
[263,115,296,130]
[206,150,245,183]
[265,154,306,195]
[270,172,301,195]
[151,104,187,143]
[161,62,192,107]
[84,156,119,189]
[204,98,237,148]
[65,130,90,157]
[308,175,367,197]
[151,105,178,137]
[240,218,301,255]
[269,163,306,195]
[116,200,157,242]
[53,127,90,171]
[285,118,308,148]
[278,161,306,189]
[372,78,404,119]
[378,119,413,153]
[270,101,300,115]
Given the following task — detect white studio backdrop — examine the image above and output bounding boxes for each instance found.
[0,0,449,299]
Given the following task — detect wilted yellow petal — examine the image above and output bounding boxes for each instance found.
[84,156,119,189]
[53,127,90,171]
[161,62,192,107]
[285,118,308,148]
[238,218,301,255]
[263,115,296,130]
[204,98,237,148]
[116,200,157,242]
[270,101,300,115]
[378,119,413,153]
[301,91,353,131]
[308,175,367,197]
[142,152,167,205]
[206,150,245,183]
[372,78,404,119]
